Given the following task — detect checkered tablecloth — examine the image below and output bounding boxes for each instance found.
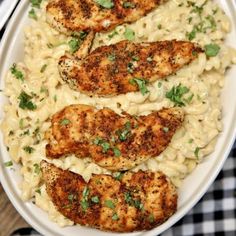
[1,5,236,236]
[162,143,236,236]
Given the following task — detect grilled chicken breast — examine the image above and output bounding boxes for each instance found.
[59,40,202,96]
[46,0,167,35]
[45,104,184,171]
[41,160,177,232]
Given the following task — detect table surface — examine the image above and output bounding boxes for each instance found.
[0,183,30,236]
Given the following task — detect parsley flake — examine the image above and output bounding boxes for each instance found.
[28,9,37,20]
[91,196,100,203]
[40,64,47,73]
[33,163,40,174]
[68,38,80,53]
[113,147,121,157]
[10,64,24,81]
[123,2,135,9]
[18,91,37,110]
[23,146,35,154]
[4,161,13,167]
[204,44,220,57]
[124,27,135,41]
[194,147,200,158]
[129,78,149,95]
[112,213,119,220]
[30,0,42,8]
[104,200,115,209]
[166,84,190,107]
[60,119,71,126]
[95,0,114,9]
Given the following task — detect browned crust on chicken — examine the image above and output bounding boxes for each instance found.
[45,104,184,171]
[41,160,177,232]
[59,40,202,96]
[46,0,167,34]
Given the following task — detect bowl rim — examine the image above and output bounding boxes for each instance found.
[0,1,236,236]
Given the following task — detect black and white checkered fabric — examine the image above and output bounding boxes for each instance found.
[162,143,236,236]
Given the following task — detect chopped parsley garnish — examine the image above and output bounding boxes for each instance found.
[60,119,71,126]
[19,119,24,129]
[23,146,35,154]
[127,62,134,73]
[132,55,139,61]
[124,192,143,210]
[40,86,48,93]
[95,0,114,9]
[68,38,80,53]
[124,192,132,204]
[10,64,24,81]
[158,82,162,88]
[113,147,121,157]
[53,95,57,102]
[184,93,194,104]
[166,84,190,107]
[157,24,162,29]
[80,186,90,212]
[129,78,149,95]
[204,44,220,57]
[91,196,100,203]
[93,137,103,145]
[108,53,116,61]
[18,91,37,110]
[93,137,111,153]
[30,0,42,8]
[80,199,89,212]
[123,2,135,9]
[162,127,169,133]
[35,189,41,194]
[104,200,115,209]
[68,193,77,203]
[112,213,119,220]
[188,138,194,144]
[71,31,88,40]
[101,142,110,153]
[108,30,118,39]
[4,161,13,167]
[124,27,135,41]
[194,147,200,158]
[116,121,131,141]
[9,130,14,136]
[114,172,124,180]
[186,1,217,41]
[33,163,40,174]
[82,186,90,198]
[148,214,155,223]
[40,64,47,73]
[28,9,37,20]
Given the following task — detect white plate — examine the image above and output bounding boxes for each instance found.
[0,0,19,31]
[0,1,236,236]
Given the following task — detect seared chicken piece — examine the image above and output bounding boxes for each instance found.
[46,0,167,35]
[45,104,184,171]
[41,160,177,232]
[59,40,202,96]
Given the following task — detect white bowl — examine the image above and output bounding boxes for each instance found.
[0,1,236,236]
[0,0,18,31]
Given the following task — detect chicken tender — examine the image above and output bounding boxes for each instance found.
[45,104,184,171]
[59,40,202,96]
[46,0,167,35]
[41,160,177,232]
